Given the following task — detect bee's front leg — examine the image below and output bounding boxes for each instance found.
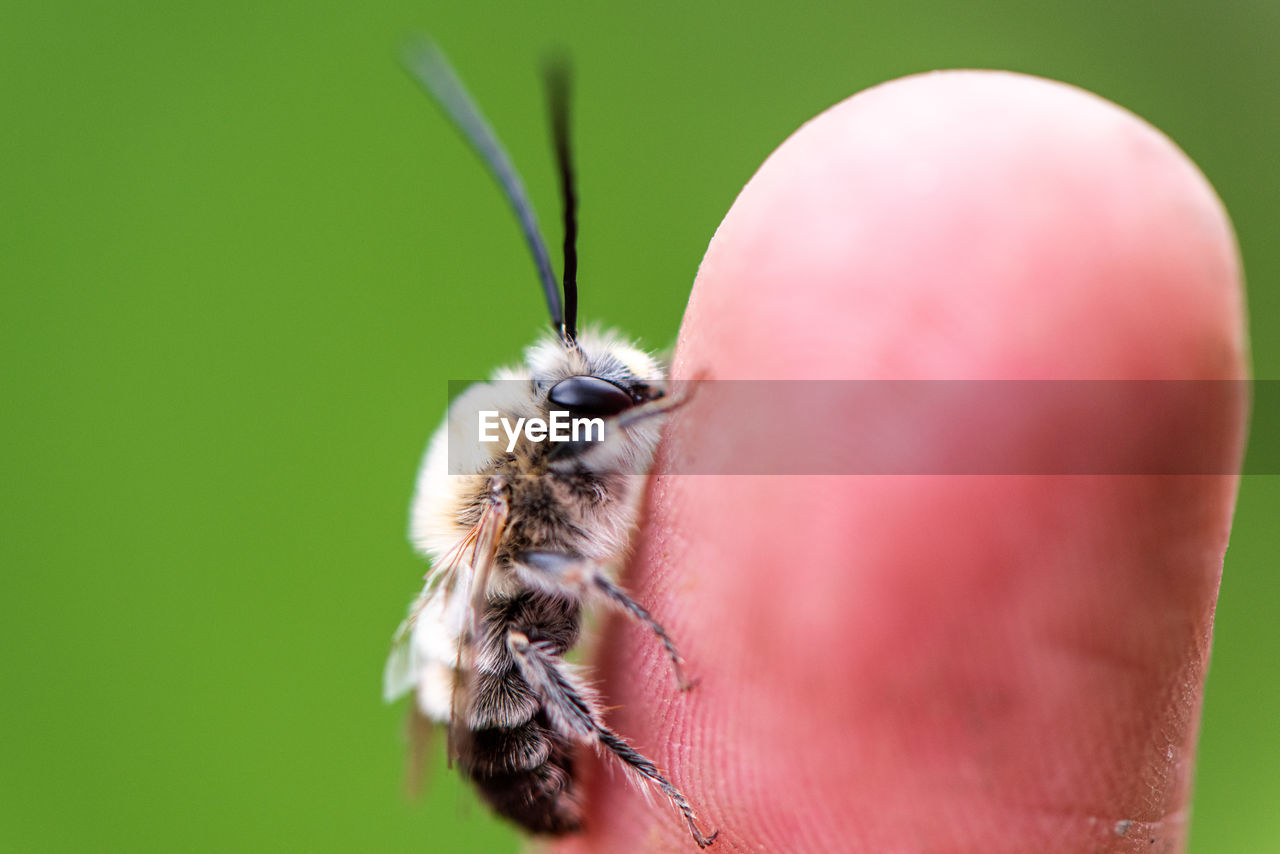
[613,379,696,430]
[546,381,696,468]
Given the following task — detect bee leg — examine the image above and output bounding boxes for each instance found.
[613,383,695,430]
[548,385,696,465]
[515,551,696,690]
[506,630,719,849]
[591,574,696,691]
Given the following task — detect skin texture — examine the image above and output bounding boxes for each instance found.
[551,71,1247,853]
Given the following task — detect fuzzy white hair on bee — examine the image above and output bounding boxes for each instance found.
[383,37,718,848]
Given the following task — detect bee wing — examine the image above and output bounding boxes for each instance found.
[404,702,439,795]
[446,480,509,765]
[382,567,469,796]
[382,581,468,715]
[382,626,416,703]
[383,493,493,716]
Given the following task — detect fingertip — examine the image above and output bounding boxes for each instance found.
[678,69,1244,383]
[567,70,1246,853]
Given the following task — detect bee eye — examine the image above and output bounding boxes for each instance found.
[547,375,635,417]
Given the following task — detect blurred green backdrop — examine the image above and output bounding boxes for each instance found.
[3,1,1277,852]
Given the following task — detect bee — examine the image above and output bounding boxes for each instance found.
[383,39,718,849]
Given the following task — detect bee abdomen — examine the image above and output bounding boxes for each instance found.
[466,721,582,836]
[467,668,540,729]
[460,593,586,835]
[464,721,552,775]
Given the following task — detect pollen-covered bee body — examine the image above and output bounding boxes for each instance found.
[387,331,716,843]
[385,39,717,849]
[396,329,666,705]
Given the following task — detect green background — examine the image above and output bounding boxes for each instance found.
[3,2,1276,852]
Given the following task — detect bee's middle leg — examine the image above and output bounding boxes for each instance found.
[514,551,694,690]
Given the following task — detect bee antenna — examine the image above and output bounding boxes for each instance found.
[402,38,567,340]
[545,54,578,344]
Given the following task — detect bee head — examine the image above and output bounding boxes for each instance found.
[524,329,665,419]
